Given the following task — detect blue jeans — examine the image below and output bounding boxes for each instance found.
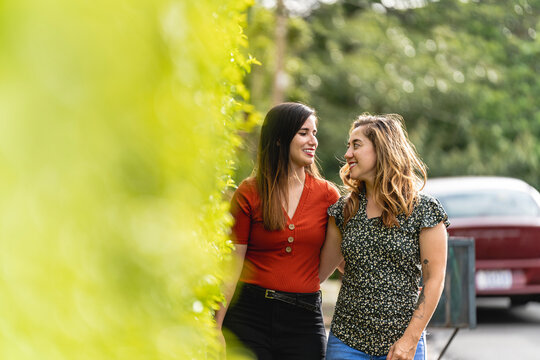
[326,331,426,360]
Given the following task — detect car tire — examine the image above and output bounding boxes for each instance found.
[510,296,529,307]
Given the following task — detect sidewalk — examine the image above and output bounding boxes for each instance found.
[320,279,340,331]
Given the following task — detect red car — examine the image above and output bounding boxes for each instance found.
[424,176,540,306]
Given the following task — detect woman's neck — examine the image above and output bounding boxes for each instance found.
[363,181,383,218]
[363,180,374,197]
[288,166,306,187]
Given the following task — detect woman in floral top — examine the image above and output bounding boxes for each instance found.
[319,114,449,360]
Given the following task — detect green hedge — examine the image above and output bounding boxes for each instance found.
[0,0,256,358]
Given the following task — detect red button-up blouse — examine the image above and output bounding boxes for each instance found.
[230,173,340,293]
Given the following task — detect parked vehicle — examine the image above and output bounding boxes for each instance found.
[424,176,540,306]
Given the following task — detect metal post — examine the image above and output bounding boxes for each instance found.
[437,328,460,360]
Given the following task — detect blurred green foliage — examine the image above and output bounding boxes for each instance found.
[244,0,540,188]
[0,0,256,358]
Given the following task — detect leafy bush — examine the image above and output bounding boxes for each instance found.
[0,0,256,358]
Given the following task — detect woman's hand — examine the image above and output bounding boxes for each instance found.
[387,334,419,360]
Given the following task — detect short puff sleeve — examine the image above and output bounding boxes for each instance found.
[230,180,255,244]
[327,196,347,230]
[326,182,340,207]
[417,193,450,229]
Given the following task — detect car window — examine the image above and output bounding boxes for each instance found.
[437,190,540,218]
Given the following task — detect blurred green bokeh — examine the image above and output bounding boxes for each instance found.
[243,0,540,188]
[0,0,256,358]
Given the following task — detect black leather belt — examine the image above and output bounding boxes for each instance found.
[243,283,321,312]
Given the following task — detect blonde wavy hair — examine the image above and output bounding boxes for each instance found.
[340,113,427,227]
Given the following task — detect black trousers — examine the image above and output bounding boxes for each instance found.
[223,283,327,360]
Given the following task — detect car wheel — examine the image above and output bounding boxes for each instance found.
[510,296,529,307]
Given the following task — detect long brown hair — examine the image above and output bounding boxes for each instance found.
[256,102,322,230]
[341,114,427,227]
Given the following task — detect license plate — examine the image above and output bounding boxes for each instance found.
[476,270,512,290]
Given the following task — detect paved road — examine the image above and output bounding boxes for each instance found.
[321,281,540,359]
[426,298,540,360]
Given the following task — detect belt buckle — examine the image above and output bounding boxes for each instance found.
[265,289,275,299]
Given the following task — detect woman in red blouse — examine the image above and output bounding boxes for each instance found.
[215,102,339,359]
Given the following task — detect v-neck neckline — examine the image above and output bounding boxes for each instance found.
[284,173,311,222]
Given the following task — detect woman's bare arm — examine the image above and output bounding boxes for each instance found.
[319,217,343,283]
[214,244,247,329]
[387,221,447,360]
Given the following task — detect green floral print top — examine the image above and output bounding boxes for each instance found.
[327,190,449,356]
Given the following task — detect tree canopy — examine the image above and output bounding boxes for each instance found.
[244,0,540,188]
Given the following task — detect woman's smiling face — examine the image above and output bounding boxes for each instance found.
[288,115,318,169]
[344,125,377,182]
